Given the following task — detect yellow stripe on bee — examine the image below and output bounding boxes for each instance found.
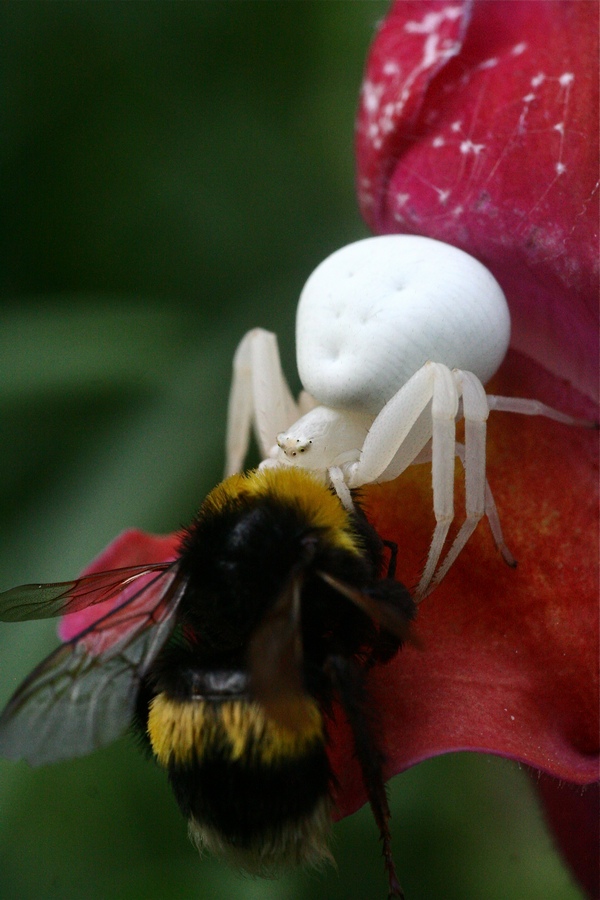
[148,692,324,768]
[202,468,361,557]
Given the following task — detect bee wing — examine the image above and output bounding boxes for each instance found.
[0,563,171,622]
[247,571,314,733]
[0,564,187,765]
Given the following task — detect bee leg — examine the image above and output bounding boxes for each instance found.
[325,655,404,900]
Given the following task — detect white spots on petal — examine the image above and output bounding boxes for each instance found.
[559,72,574,87]
[361,8,467,150]
[511,64,578,224]
[382,60,401,77]
[358,3,470,158]
[420,32,462,69]
[460,139,485,156]
[422,33,441,68]
[404,6,462,34]
[442,39,462,60]
[361,191,375,210]
[358,10,580,220]
[477,56,498,70]
[362,79,385,115]
[392,196,410,224]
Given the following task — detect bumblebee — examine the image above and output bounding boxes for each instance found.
[0,467,415,898]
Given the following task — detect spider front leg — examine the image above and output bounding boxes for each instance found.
[225,328,300,476]
[345,362,460,599]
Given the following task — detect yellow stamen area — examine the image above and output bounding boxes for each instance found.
[202,468,361,557]
[148,692,324,768]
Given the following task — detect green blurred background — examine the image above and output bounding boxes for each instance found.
[0,4,584,899]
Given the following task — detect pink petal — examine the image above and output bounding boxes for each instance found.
[356,0,599,400]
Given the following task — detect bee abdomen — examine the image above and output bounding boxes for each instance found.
[147,692,334,871]
[184,746,334,871]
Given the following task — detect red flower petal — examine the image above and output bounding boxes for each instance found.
[329,350,599,817]
[356,0,599,400]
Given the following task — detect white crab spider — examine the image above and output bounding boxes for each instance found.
[226,235,592,599]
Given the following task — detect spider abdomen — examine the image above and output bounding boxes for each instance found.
[296,234,511,415]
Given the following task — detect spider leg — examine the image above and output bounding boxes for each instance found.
[424,370,490,595]
[225,328,299,475]
[481,473,517,568]
[346,363,439,488]
[415,364,459,599]
[344,363,458,600]
[411,442,517,574]
[328,465,355,511]
[487,395,598,428]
